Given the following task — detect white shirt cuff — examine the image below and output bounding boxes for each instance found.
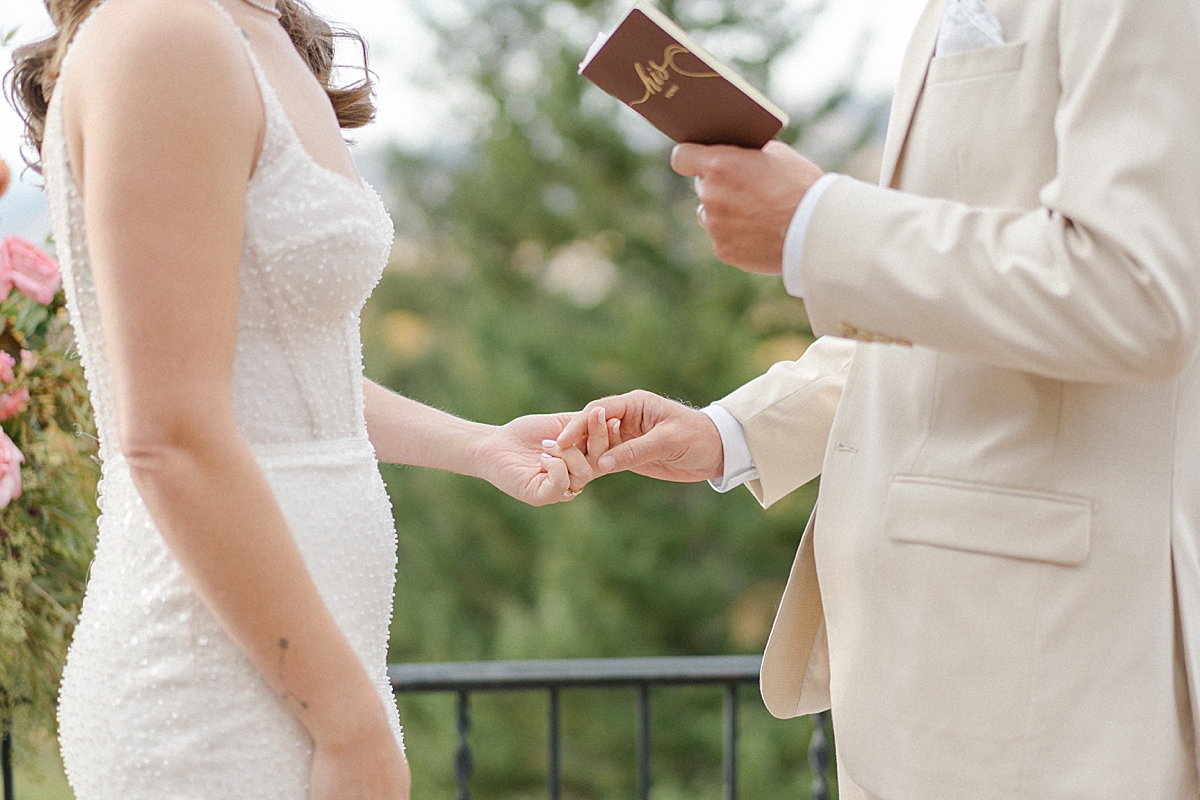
[782,172,842,298]
[700,404,759,493]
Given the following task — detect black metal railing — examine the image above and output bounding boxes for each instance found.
[0,658,833,800]
[389,655,833,800]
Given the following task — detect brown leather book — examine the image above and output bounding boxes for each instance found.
[578,1,789,149]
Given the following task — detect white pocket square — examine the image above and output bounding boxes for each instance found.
[936,0,1005,57]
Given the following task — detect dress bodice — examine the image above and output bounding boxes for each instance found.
[41,14,393,467]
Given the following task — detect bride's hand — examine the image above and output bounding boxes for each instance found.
[473,409,620,506]
[473,412,575,506]
[308,720,411,800]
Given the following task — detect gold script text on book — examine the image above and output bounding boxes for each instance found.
[630,44,718,106]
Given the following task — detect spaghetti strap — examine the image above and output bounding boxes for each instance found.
[196,0,290,170]
[198,0,366,189]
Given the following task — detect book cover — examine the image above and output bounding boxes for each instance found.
[578,1,789,149]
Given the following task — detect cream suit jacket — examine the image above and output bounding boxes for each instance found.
[715,0,1200,796]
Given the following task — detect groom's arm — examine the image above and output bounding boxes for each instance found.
[714,335,854,507]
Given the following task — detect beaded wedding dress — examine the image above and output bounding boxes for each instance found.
[41,5,403,796]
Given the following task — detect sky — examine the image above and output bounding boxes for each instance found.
[0,0,926,241]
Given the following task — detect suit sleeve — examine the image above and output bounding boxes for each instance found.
[714,335,855,507]
[800,0,1200,384]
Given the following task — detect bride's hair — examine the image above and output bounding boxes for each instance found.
[6,0,375,172]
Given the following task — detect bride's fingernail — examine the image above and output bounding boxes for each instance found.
[542,439,557,449]
[599,455,616,471]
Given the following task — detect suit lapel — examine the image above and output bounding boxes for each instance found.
[878,0,948,188]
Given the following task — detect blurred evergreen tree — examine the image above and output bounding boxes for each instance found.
[363,0,879,796]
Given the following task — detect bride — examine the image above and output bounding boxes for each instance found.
[9,0,613,797]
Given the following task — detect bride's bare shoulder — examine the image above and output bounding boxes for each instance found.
[63,0,257,112]
[59,0,262,165]
[72,0,242,63]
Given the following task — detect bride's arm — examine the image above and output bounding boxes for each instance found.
[66,3,407,797]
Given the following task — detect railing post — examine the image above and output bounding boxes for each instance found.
[2,725,12,800]
[808,710,830,800]
[455,691,473,800]
[547,687,561,800]
[636,684,650,800]
[722,683,738,800]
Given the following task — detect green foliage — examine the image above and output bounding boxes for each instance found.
[364,0,867,796]
[0,285,98,754]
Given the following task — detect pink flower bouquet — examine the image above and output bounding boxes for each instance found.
[1,234,62,305]
[0,152,97,761]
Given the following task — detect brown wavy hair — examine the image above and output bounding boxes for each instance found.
[5,0,375,172]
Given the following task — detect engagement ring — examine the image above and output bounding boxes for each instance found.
[563,488,581,499]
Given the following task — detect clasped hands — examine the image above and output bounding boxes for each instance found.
[472,391,724,507]
[539,391,727,499]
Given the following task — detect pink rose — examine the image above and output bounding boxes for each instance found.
[0,235,62,305]
[0,387,30,421]
[0,431,24,510]
[0,352,14,385]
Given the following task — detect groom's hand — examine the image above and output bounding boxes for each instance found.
[671,140,823,275]
[556,391,724,484]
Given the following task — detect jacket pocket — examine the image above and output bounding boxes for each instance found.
[883,475,1092,566]
[927,40,1026,84]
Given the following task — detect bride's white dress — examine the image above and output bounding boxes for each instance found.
[41,5,403,797]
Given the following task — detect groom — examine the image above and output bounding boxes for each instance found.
[558,0,1200,797]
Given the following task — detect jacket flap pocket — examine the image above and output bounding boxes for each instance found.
[884,476,1091,566]
[927,40,1026,84]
